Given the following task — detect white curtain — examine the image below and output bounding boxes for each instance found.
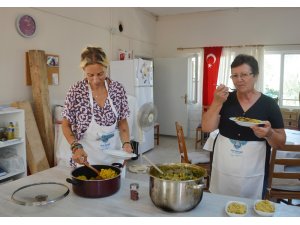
[217,46,265,92]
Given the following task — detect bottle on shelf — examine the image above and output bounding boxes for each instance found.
[7,122,15,140]
[14,122,19,139]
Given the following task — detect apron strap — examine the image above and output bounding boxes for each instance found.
[210,131,219,175]
[88,84,94,115]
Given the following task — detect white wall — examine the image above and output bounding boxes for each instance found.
[154,8,300,57]
[0,7,156,106]
[154,7,300,138]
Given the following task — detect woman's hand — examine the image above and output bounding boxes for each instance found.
[251,121,272,139]
[72,148,88,165]
[213,84,229,105]
[122,142,133,153]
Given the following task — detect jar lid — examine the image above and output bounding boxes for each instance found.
[11,182,69,206]
[130,183,139,189]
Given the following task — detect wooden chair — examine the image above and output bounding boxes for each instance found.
[154,122,160,145]
[266,144,300,205]
[175,121,212,190]
[195,105,210,149]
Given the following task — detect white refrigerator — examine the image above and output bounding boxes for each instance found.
[110,59,154,154]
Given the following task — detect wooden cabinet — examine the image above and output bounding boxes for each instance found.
[280,108,299,130]
[0,108,26,183]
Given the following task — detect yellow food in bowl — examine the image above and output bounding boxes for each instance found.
[76,168,118,180]
[227,202,247,214]
[99,168,117,179]
[76,175,88,180]
[255,200,275,213]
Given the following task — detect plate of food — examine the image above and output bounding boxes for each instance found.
[128,164,149,173]
[229,117,265,127]
[104,150,137,160]
[254,199,275,217]
[225,201,248,217]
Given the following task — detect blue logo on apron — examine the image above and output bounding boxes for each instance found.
[97,133,115,143]
[229,139,247,155]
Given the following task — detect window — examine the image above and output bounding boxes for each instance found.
[188,54,202,104]
[264,50,300,107]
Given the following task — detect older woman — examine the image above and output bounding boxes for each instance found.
[202,54,286,199]
[62,46,133,167]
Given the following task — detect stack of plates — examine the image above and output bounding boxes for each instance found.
[104,150,136,160]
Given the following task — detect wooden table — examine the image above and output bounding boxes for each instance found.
[0,166,299,217]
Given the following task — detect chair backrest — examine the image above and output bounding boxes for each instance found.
[175,122,189,163]
[268,145,300,190]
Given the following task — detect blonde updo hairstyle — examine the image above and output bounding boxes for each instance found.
[80,46,109,69]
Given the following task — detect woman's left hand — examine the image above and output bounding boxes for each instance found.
[122,142,133,153]
[251,121,272,139]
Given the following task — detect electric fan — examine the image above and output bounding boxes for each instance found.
[137,102,158,131]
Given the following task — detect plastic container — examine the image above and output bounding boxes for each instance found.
[0,127,7,141]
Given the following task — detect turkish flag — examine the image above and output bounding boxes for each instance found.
[202,47,223,106]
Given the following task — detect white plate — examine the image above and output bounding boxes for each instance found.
[254,200,275,217]
[225,201,248,217]
[128,164,149,173]
[229,117,265,127]
[104,150,137,159]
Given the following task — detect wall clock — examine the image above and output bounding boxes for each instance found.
[16,14,37,38]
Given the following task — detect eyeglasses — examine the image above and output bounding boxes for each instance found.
[230,73,253,80]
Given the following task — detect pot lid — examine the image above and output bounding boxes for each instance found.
[11,182,69,206]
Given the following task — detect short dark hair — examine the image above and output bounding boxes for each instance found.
[231,54,259,76]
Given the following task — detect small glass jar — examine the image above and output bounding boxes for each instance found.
[0,127,7,141]
[130,183,139,201]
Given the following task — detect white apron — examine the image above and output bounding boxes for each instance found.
[78,80,122,166]
[209,134,266,199]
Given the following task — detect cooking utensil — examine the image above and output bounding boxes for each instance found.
[142,154,164,174]
[66,164,121,198]
[84,162,100,176]
[148,163,206,212]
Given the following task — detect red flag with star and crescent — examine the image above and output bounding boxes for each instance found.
[202,47,223,106]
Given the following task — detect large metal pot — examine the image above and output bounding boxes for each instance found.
[149,163,206,212]
[66,164,122,198]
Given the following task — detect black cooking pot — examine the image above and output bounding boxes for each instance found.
[66,164,122,198]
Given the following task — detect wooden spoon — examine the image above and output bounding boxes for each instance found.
[142,154,164,174]
[84,162,100,176]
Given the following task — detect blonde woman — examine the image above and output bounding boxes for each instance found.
[62,46,132,167]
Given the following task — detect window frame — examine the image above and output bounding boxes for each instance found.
[264,47,300,108]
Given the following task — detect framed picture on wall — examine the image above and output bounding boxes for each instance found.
[46,55,59,67]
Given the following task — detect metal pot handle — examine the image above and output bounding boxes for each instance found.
[66,178,79,185]
[186,183,205,190]
[111,163,123,169]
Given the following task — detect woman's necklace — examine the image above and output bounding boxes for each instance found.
[92,90,99,98]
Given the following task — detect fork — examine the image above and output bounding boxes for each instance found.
[215,84,236,91]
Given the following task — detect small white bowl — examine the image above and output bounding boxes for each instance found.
[254,200,275,217]
[225,201,248,217]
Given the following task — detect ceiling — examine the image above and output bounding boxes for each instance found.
[141,7,236,16]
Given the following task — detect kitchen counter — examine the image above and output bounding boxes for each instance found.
[0,166,299,217]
